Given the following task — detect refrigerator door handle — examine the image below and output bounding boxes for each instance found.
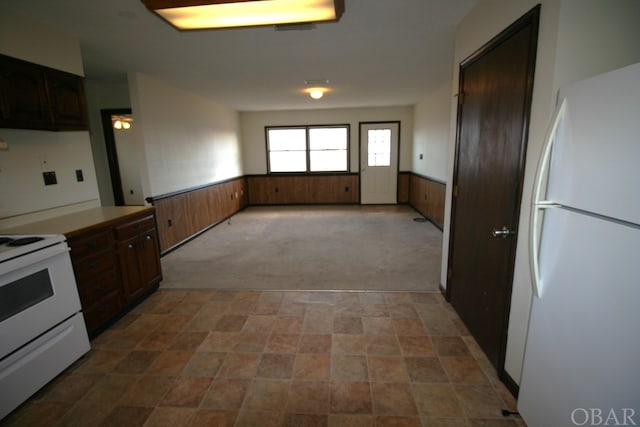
[529,98,566,298]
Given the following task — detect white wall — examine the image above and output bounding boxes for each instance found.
[444,0,640,385]
[412,81,452,181]
[0,7,100,227]
[114,125,145,205]
[128,73,243,198]
[0,7,83,76]
[84,79,132,206]
[241,106,414,175]
[553,0,640,87]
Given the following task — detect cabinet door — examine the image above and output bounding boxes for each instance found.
[138,229,162,288]
[118,235,145,303]
[0,55,52,129]
[46,69,88,130]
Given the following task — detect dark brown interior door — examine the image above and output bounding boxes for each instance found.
[447,6,539,375]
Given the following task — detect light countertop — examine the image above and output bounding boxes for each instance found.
[0,206,154,237]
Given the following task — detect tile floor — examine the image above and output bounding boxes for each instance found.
[1,290,526,427]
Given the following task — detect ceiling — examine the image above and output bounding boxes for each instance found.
[3,0,476,112]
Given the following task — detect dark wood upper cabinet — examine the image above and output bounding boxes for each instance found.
[0,55,51,129]
[45,68,89,130]
[0,54,89,131]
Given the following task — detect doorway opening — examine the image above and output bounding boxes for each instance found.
[100,108,144,206]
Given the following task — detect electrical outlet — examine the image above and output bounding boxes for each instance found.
[43,171,57,186]
[75,169,84,182]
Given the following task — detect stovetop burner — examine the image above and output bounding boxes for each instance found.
[7,237,45,247]
[0,234,67,264]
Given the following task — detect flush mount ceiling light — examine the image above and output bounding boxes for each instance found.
[140,0,345,30]
[305,79,328,100]
[309,88,324,99]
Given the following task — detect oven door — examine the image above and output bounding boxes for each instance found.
[0,243,83,360]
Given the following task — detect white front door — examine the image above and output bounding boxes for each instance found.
[360,122,399,204]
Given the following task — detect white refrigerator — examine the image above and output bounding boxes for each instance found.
[518,63,640,427]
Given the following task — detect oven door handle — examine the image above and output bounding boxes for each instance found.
[0,244,70,278]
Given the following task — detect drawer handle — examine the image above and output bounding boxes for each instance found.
[128,243,134,249]
[146,235,152,240]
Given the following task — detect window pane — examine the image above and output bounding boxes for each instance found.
[310,150,348,171]
[369,153,390,167]
[266,125,349,173]
[268,128,306,151]
[309,127,348,150]
[367,128,391,166]
[269,151,307,172]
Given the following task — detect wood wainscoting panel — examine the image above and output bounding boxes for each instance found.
[186,190,209,233]
[398,172,410,204]
[247,174,359,205]
[409,173,446,229]
[153,194,191,252]
[150,177,247,253]
[205,184,224,222]
[307,174,359,204]
[274,175,308,204]
[247,175,277,205]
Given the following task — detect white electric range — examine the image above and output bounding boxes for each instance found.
[0,234,90,420]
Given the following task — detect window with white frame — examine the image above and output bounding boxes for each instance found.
[267,125,349,173]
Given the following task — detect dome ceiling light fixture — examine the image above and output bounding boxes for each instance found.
[140,0,345,31]
[305,78,329,100]
[309,89,324,99]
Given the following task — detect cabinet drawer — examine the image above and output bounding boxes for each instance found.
[68,229,112,258]
[115,215,155,240]
[77,271,121,308]
[73,252,116,282]
[83,291,122,334]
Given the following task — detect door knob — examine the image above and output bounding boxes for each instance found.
[491,226,515,238]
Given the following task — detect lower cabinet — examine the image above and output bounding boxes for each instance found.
[67,208,162,336]
[116,215,162,304]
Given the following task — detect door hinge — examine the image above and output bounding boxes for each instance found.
[453,185,458,198]
[447,268,453,280]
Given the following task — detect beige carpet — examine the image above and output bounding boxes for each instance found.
[160,205,443,292]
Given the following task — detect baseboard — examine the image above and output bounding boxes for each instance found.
[408,203,443,231]
[501,369,520,398]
